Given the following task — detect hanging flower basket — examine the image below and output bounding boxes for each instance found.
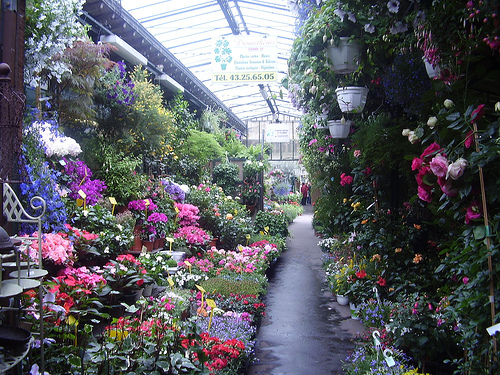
[335,86,369,113]
[326,37,361,74]
[328,120,351,138]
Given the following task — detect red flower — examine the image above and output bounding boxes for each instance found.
[355,269,367,279]
[377,276,386,286]
[471,104,485,123]
[420,142,442,160]
[464,130,474,148]
[136,279,144,286]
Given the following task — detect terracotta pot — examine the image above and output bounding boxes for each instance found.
[142,240,154,252]
[157,237,165,250]
[153,238,160,250]
[209,238,218,248]
[131,235,142,252]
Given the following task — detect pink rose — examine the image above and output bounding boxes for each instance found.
[464,130,474,149]
[429,154,449,177]
[438,177,458,197]
[465,201,482,224]
[412,157,423,171]
[420,142,441,160]
[446,158,468,180]
[471,104,485,123]
[418,185,433,203]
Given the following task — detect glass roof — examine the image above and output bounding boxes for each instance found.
[120,0,303,122]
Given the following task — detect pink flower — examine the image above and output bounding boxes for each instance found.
[353,149,361,158]
[463,276,469,284]
[340,173,353,186]
[420,142,442,160]
[412,157,423,171]
[464,130,474,148]
[438,177,458,197]
[418,184,433,203]
[471,104,485,123]
[309,139,318,146]
[465,201,482,224]
[429,154,449,178]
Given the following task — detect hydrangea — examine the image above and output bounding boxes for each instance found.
[163,181,186,202]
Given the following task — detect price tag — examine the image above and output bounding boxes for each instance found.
[206,299,216,308]
[167,277,174,287]
[109,197,117,205]
[383,349,396,367]
[76,199,84,207]
[372,330,381,351]
[196,285,206,293]
[59,159,67,166]
[142,245,147,252]
[165,237,174,243]
[174,206,180,213]
[144,199,150,206]
[184,260,192,267]
[78,190,87,199]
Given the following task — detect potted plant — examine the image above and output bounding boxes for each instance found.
[240,181,261,206]
[335,85,369,113]
[146,212,169,249]
[328,118,352,138]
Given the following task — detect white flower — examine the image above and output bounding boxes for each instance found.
[364,23,375,33]
[347,12,356,23]
[309,85,318,95]
[408,131,419,144]
[117,224,123,231]
[390,22,408,34]
[402,128,411,136]
[305,68,313,75]
[427,116,438,129]
[444,99,454,109]
[334,8,346,20]
[447,158,468,180]
[495,102,500,112]
[387,0,400,13]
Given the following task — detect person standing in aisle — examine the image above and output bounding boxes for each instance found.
[306,182,312,205]
[301,182,308,205]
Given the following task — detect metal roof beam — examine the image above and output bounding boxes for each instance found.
[216,0,240,35]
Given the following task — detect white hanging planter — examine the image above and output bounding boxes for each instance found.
[335,86,369,113]
[326,37,361,74]
[328,120,351,138]
[423,57,441,79]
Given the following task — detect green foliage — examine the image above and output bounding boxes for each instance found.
[212,162,240,197]
[199,277,265,297]
[254,210,289,238]
[93,143,148,205]
[181,130,224,164]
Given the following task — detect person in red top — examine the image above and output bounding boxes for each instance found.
[301,182,309,205]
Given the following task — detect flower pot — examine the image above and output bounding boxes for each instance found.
[336,294,349,306]
[246,203,257,215]
[153,238,160,250]
[169,251,186,263]
[142,240,154,252]
[131,235,142,252]
[423,57,441,79]
[209,238,218,248]
[349,302,360,320]
[157,237,165,250]
[326,37,361,74]
[335,86,369,113]
[328,120,351,139]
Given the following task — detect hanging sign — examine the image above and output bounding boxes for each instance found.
[212,36,278,83]
[265,123,291,143]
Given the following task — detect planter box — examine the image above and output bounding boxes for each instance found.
[335,86,369,113]
[326,37,361,74]
[328,120,351,138]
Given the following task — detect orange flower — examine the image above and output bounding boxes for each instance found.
[395,247,402,253]
[413,253,423,264]
[413,224,422,230]
[361,219,369,224]
[371,254,381,261]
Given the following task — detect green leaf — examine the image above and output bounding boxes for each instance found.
[473,225,486,240]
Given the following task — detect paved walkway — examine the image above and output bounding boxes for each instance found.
[246,205,363,375]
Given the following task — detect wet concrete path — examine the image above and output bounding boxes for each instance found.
[246,205,363,375]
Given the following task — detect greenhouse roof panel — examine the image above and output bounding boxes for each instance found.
[120,0,303,122]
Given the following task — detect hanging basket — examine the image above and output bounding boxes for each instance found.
[335,86,369,113]
[327,120,351,138]
[326,37,361,74]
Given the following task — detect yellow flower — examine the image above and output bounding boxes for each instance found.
[413,253,423,264]
[343,198,348,203]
